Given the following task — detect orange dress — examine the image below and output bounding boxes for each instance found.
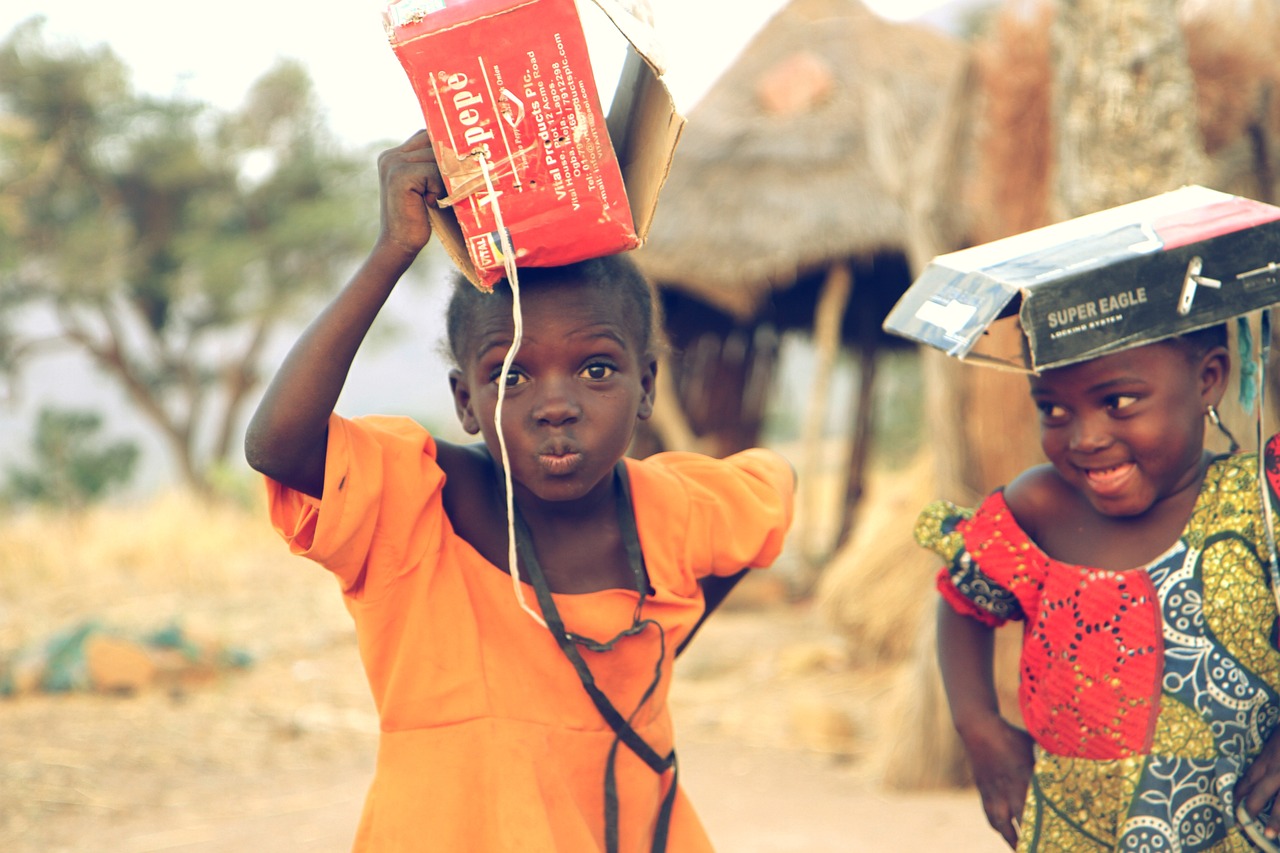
[265,414,794,852]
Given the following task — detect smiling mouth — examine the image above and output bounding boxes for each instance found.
[1082,462,1136,495]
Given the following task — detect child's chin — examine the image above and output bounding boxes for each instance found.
[523,475,596,502]
[1087,494,1153,519]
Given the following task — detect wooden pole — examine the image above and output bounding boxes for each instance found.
[798,261,853,572]
[835,333,878,549]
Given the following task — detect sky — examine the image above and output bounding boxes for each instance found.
[3,0,952,146]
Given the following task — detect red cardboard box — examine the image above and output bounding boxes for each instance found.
[384,0,679,289]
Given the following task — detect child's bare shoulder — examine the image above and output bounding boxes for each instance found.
[1004,463,1077,540]
[435,440,498,515]
[435,438,492,473]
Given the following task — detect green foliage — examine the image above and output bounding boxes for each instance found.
[0,17,378,492]
[871,349,924,467]
[956,1,1001,40]
[202,458,264,511]
[4,406,139,508]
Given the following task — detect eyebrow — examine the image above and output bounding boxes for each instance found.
[476,336,516,361]
[576,327,630,350]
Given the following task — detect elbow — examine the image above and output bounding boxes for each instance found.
[242,425,275,479]
[242,414,291,481]
[242,413,327,498]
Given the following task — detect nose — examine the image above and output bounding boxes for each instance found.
[1068,410,1112,453]
[532,377,581,427]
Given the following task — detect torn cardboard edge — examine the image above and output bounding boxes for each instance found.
[387,0,685,290]
[883,186,1280,373]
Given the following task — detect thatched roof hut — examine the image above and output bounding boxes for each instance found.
[632,0,967,559]
[636,0,967,324]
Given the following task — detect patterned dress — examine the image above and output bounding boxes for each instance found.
[916,454,1280,852]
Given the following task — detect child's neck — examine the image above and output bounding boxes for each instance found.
[510,474,646,594]
[1020,450,1215,571]
[516,487,646,595]
[440,445,641,594]
[514,475,617,527]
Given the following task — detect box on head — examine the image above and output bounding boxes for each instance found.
[383,0,684,290]
[883,186,1280,372]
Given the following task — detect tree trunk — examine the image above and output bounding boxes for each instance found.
[1051,0,1209,218]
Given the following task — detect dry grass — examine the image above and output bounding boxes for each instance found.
[0,491,376,852]
[0,491,351,657]
[815,450,940,667]
[814,451,1025,790]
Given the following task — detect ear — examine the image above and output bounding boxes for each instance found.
[636,355,657,421]
[1198,345,1231,408]
[449,367,482,435]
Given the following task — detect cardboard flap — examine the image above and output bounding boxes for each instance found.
[426,205,475,286]
[881,262,1023,360]
[607,47,685,242]
[587,0,668,75]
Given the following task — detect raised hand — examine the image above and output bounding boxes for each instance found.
[377,129,445,258]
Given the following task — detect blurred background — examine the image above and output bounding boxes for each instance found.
[5,0,1280,850]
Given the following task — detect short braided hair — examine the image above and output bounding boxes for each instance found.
[444,254,658,366]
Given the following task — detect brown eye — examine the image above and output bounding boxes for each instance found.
[580,363,616,380]
[1037,402,1067,421]
[490,367,527,387]
[1108,394,1138,411]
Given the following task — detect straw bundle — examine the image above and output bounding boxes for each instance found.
[870,610,1024,790]
[871,606,972,790]
[816,448,1024,790]
[816,450,939,666]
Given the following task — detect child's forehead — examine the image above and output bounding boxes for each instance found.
[1030,340,1180,387]
[466,281,647,348]
[475,280,629,320]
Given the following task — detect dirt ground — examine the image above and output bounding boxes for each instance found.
[0,600,999,852]
[0,494,1000,852]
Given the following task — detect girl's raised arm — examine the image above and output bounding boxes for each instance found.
[244,131,444,498]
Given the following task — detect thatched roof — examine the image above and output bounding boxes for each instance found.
[634,0,967,321]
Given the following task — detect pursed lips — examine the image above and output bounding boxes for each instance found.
[536,442,584,476]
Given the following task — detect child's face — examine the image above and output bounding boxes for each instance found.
[1028,340,1227,518]
[449,279,656,506]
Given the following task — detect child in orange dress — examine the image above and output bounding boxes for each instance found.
[916,325,1280,851]
[243,130,795,852]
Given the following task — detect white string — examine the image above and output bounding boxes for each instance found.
[477,154,547,628]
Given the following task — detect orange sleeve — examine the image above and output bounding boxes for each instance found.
[644,448,795,579]
[264,413,447,599]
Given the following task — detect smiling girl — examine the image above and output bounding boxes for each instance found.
[243,130,795,852]
[917,325,1280,851]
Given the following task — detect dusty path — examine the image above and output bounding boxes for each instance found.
[2,596,999,852]
[10,733,997,853]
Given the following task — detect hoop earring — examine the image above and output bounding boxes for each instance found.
[1207,404,1240,452]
